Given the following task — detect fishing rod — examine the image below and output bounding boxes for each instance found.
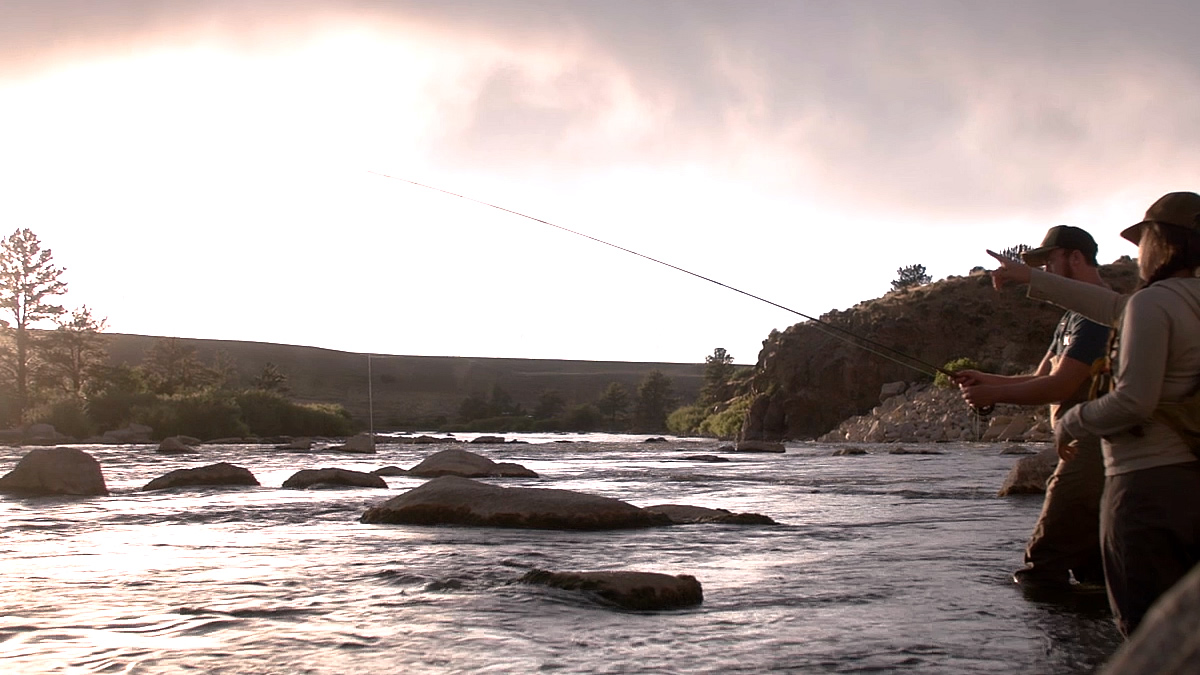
[369,171,986,411]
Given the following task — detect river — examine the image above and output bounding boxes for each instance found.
[0,434,1123,673]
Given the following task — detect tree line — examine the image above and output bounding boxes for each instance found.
[0,229,352,440]
[449,347,754,437]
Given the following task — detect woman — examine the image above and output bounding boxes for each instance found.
[988,191,1200,637]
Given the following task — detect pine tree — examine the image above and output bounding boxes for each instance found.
[0,229,68,421]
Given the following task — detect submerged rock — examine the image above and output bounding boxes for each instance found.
[394,435,458,445]
[157,436,200,454]
[0,447,108,496]
[735,440,786,453]
[361,476,668,530]
[469,435,505,444]
[998,446,1058,496]
[520,570,703,610]
[643,504,775,525]
[681,454,729,463]
[888,446,944,455]
[407,448,538,478]
[142,462,259,491]
[282,468,386,489]
[833,447,867,456]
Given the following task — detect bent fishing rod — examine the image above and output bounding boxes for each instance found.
[369,171,987,412]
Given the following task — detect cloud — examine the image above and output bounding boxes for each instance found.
[5,0,1200,221]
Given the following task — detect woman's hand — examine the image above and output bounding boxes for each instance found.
[986,249,1033,289]
[1054,423,1078,461]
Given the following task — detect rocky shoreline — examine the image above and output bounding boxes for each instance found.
[817,381,1052,444]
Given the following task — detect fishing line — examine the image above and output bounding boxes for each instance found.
[368,171,955,381]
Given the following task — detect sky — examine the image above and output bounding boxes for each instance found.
[2,1,1198,365]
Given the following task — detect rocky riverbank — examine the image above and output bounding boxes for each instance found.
[817,381,1052,444]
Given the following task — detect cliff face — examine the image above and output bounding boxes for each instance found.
[742,262,1139,441]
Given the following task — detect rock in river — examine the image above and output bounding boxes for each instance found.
[406,448,538,478]
[142,463,259,491]
[360,476,668,530]
[520,570,703,610]
[0,447,108,496]
[997,446,1058,496]
[282,468,387,489]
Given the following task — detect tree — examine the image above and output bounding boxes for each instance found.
[633,370,676,432]
[700,347,735,406]
[253,362,289,394]
[595,382,630,426]
[0,229,68,421]
[999,244,1032,261]
[142,338,217,395]
[533,389,566,420]
[891,263,931,291]
[458,391,490,422]
[40,305,108,397]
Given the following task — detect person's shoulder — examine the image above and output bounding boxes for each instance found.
[1129,279,1200,312]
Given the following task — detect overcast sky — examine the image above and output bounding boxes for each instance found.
[1,1,1196,365]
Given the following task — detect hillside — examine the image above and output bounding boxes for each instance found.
[101,334,706,428]
[741,260,1140,440]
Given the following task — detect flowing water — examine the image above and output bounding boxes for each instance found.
[1,435,1123,674]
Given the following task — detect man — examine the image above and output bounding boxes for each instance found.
[955,225,1110,590]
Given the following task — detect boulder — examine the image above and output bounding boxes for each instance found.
[275,438,314,451]
[735,440,786,453]
[879,381,907,402]
[26,423,71,445]
[372,465,408,476]
[1099,561,1200,674]
[643,504,775,525]
[1000,444,1035,455]
[157,436,200,454]
[833,447,867,456]
[282,468,387,489]
[469,435,505,444]
[142,462,259,491]
[361,476,669,530]
[0,447,108,496]
[329,433,375,453]
[681,454,729,463]
[407,448,538,478]
[101,423,153,444]
[997,446,1059,496]
[520,570,703,610]
[643,437,668,443]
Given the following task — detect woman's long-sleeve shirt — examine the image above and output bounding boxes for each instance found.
[1028,269,1200,475]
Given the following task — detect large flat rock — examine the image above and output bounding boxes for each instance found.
[360,476,666,530]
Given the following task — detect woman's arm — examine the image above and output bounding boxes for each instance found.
[1057,290,1170,439]
[1027,269,1128,326]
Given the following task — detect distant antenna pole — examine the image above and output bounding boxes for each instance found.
[367,354,375,439]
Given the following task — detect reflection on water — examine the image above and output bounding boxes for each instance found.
[0,437,1122,674]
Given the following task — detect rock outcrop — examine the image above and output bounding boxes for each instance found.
[406,448,538,478]
[0,447,108,496]
[741,261,1138,440]
[142,463,260,491]
[520,570,703,610]
[360,476,669,530]
[281,468,387,489]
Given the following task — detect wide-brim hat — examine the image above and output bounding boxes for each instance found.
[1021,225,1098,266]
[1121,191,1200,244]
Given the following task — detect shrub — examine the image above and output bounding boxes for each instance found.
[666,404,708,436]
[132,391,248,440]
[234,390,353,437]
[698,396,752,439]
[30,397,95,440]
[935,357,980,389]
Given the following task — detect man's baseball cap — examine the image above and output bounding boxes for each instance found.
[1121,191,1200,244]
[1021,225,1098,267]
